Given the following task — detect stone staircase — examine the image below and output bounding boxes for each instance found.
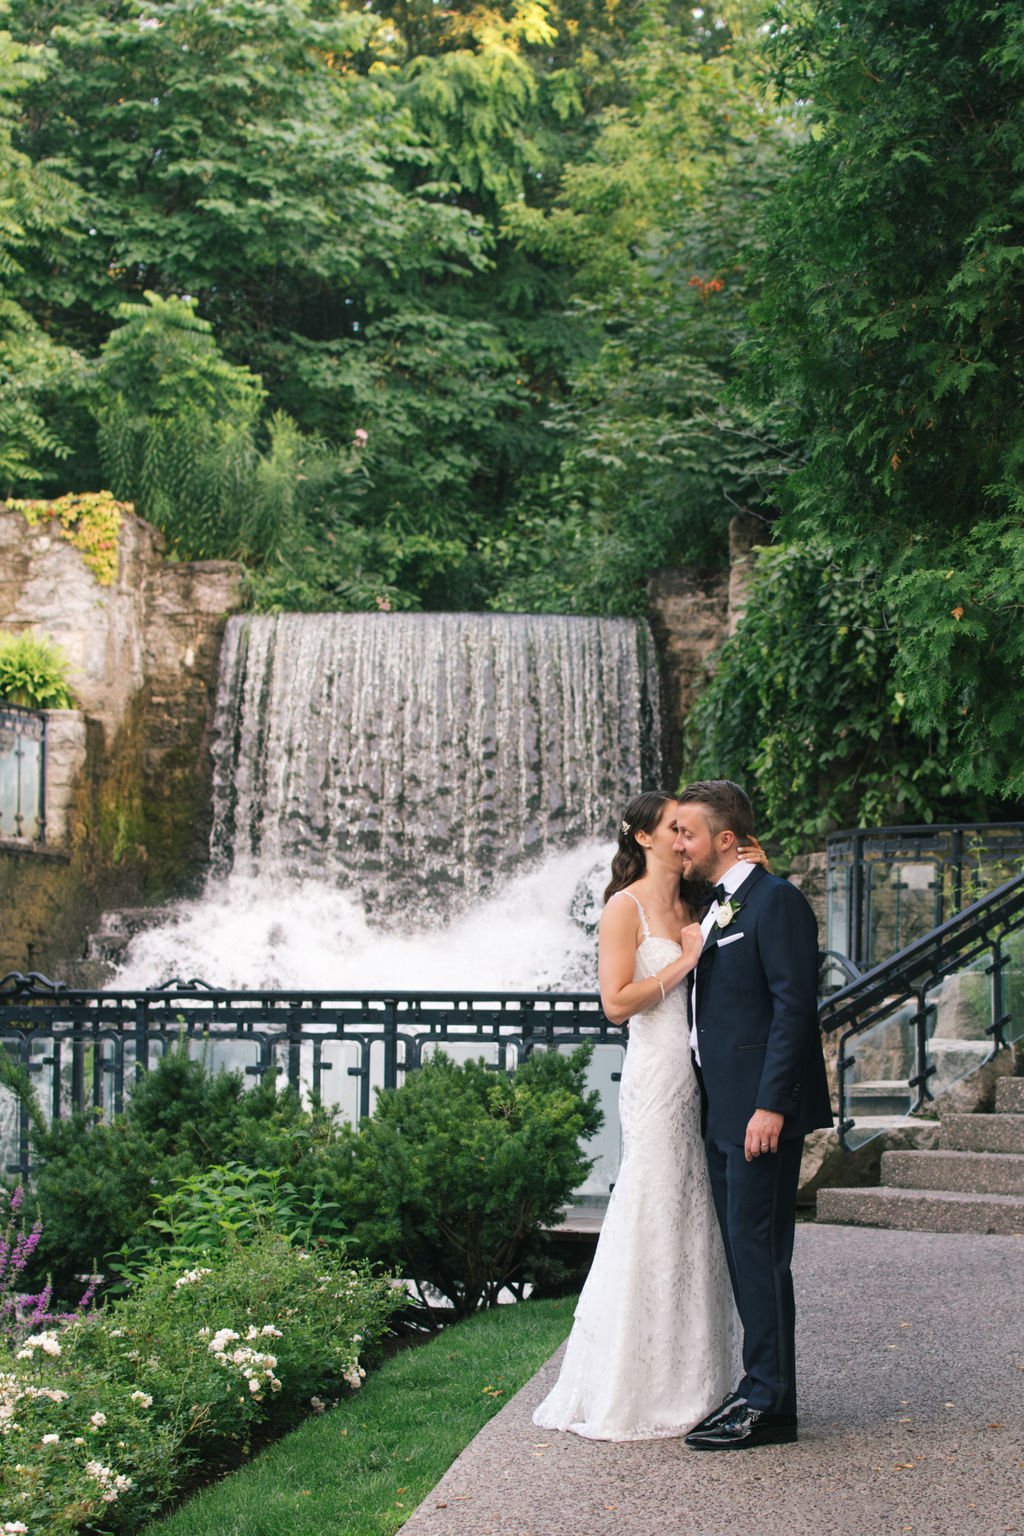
[817,1076,1024,1234]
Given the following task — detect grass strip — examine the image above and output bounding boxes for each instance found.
[141,1294,575,1536]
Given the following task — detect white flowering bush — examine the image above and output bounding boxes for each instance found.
[0,1235,400,1534]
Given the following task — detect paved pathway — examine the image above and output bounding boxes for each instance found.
[400,1224,1024,1536]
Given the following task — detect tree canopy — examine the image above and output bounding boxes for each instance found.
[1,0,1021,826]
[0,0,788,611]
[743,0,1024,804]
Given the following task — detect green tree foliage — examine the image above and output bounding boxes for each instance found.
[96,293,268,559]
[475,3,793,611]
[0,17,86,491]
[2,0,785,610]
[688,541,984,853]
[337,1047,602,1320]
[746,0,1024,799]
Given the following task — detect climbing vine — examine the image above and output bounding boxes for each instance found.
[686,541,987,855]
[9,492,126,586]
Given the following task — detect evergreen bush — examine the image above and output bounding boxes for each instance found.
[336,1046,602,1320]
[25,1046,350,1297]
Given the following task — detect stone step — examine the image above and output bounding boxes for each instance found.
[816,1184,1024,1235]
[940,1114,1024,1154]
[881,1148,1024,1196]
[996,1077,1024,1114]
[85,932,131,963]
[847,1080,912,1117]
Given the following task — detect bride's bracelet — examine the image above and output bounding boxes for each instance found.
[654,975,666,1003]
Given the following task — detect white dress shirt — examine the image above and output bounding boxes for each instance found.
[690,861,754,1066]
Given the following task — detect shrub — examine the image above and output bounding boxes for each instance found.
[0,630,73,708]
[337,1045,602,1320]
[26,1046,350,1297]
[1,1234,401,1534]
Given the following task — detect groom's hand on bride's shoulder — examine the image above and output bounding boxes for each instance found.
[744,1108,785,1162]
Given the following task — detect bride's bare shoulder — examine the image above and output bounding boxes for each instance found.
[601,888,642,934]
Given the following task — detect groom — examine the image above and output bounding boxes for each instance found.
[673,780,832,1450]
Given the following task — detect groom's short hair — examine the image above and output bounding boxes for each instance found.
[677,779,754,841]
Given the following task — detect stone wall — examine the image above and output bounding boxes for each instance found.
[646,511,769,785]
[0,505,242,977]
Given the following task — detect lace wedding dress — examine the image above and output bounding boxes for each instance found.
[532,895,741,1440]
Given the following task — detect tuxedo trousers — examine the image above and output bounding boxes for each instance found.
[703,1129,804,1416]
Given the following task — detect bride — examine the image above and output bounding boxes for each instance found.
[533,790,765,1441]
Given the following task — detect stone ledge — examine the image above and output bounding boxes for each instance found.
[0,836,70,863]
[797,1119,942,1205]
[941,1113,1024,1154]
[996,1077,1024,1113]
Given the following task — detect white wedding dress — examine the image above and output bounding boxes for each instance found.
[532,894,742,1440]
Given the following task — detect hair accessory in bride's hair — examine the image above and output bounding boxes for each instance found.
[621,820,631,836]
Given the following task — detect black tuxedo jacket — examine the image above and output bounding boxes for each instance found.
[691,865,833,1145]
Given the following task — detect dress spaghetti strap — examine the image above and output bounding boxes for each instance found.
[623,890,652,941]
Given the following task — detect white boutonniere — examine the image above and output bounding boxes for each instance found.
[715,899,742,930]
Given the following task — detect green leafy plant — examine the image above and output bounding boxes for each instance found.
[124,1161,346,1275]
[0,629,73,708]
[337,1046,602,1321]
[688,540,986,855]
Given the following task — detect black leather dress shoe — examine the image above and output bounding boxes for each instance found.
[686,1390,747,1436]
[685,1403,798,1451]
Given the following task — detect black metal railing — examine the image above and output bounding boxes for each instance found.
[6,870,1024,1177]
[826,821,1024,970]
[0,973,621,1182]
[819,869,1024,1150]
[0,705,46,843]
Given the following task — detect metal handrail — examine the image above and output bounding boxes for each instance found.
[0,975,620,1182]
[5,868,1024,1175]
[819,869,1024,1148]
[826,820,1024,969]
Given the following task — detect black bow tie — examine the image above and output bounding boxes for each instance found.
[709,884,727,905]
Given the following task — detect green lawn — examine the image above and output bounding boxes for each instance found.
[141,1296,575,1536]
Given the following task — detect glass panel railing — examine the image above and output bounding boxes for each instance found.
[926,963,995,1100]
[999,929,1024,1048]
[865,860,944,962]
[0,706,45,841]
[840,1003,918,1150]
[826,823,1024,971]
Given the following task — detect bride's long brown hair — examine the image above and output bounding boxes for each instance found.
[604,790,707,910]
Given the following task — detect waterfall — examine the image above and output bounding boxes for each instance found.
[113,611,660,994]
[208,612,660,918]
[109,611,661,1191]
